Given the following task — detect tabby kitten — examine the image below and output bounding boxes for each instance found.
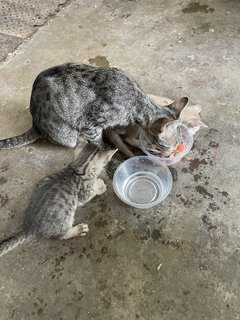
[0,63,188,156]
[0,142,117,257]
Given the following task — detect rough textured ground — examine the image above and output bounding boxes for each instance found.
[0,0,239,319]
[0,0,73,61]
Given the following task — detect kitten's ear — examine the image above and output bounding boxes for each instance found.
[167,97,189,118]
[74,137,88,158]
[103,148,118,162]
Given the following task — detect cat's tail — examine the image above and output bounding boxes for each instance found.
[0,127,41,149]
[0,232,32,257]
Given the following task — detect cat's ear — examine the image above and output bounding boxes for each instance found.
[167,97,189,118]
[180,104,208,134]
[150,118,179,134]
[103,148,118,162]
[74,137,88,159]
[190,121,208,134]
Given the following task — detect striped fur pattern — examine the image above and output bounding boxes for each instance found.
[0,63,188,152]
[0,143,117,257]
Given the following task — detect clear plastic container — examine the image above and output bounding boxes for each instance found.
[140,124,193,166]
[113,156,172,209]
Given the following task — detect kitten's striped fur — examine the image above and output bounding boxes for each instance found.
[0,143,117,257]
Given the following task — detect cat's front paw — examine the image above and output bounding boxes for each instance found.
[95,179,107,195]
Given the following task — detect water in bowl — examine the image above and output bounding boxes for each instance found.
[123,171,163,205]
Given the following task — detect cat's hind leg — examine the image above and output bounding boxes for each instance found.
[46,123,79,148]
[61,223,89,240]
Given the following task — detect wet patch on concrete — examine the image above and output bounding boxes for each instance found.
[208,202,220,212]
[195,185,213,199]
[73,290,84,302]
[176,194,193,207]
[160,239,183,250]
[0,163,9,173]
[2,208,17,222]
[98,198,108,212]
[94,216,109,228]
[169,167,178,182]
[0,193,9,207]
[181,167,189,173]
[151,229,162,241]
[88,56,110,67]
[219,190,229,198]
[193,22,213,34]
[187,131,220,172]
[51,255,66,279]
[204,128,220,139]
[201,214,217,231]
[0,176,8,185]
[208,141,219,148]
[120,14,131,19]
[214,188,231,204]
[189,158,208,172]
[182,2,214,14]
[193,174,201,182]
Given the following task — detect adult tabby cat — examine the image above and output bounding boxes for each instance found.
[0,63,188,155]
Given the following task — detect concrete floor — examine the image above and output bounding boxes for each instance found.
[0,0,73,61]
[0,0,240,319]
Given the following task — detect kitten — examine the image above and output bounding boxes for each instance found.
[0,142,117,257]
[104,94,207,157]
[0,63,188,155]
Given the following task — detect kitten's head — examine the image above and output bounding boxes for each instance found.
[91,148,118,175]
[148,97,188,156]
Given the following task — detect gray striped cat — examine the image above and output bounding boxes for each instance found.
[0,142,117,257]
[0,63,188,156]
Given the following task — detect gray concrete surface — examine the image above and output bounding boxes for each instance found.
[0,0,73,61]
[0,0,240,319]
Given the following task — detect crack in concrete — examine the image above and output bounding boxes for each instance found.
[0,0,74,63]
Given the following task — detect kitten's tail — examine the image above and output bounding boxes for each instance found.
[0,232,32,257]
[0,127,41,149]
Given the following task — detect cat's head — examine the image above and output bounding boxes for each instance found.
[148,97,188,156]
[91,148,118,175]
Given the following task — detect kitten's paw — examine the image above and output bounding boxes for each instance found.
[96,179,107,195]
[62,223,89,239]
[77,223,89,236]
